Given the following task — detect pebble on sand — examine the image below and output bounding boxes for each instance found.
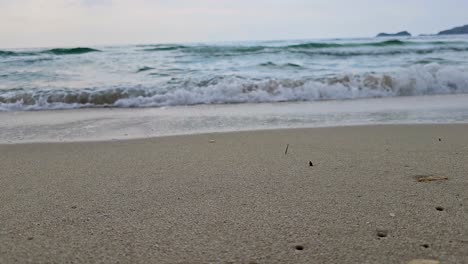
[209,140,215,143]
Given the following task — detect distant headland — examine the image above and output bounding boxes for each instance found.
[376,24,468,37]
[437,25,468,35]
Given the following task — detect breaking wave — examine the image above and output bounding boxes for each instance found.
[1,64,468,111]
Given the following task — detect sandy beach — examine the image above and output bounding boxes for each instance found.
[1,124,467,263]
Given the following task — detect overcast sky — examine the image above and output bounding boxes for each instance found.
[1,0,467,48]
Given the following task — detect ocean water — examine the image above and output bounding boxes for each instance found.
[1,36,468,143]
[1,36,468,111]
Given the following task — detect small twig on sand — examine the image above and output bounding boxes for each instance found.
[285,144,289,155]
[415,175,448,182]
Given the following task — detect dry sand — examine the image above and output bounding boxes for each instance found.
[0,124,467,263]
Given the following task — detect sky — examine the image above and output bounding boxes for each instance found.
[0,0,467,48]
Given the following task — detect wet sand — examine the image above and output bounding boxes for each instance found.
[0,124,467,263]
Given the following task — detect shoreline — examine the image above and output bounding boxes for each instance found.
[2,93,468,144]
[2,122,468,145]
[1,124,467,263]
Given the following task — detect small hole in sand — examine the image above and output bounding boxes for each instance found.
[421,244,430,248]
[295,245,304,251]
[436,206,444,211]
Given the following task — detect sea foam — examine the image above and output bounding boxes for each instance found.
[1,64,467,111]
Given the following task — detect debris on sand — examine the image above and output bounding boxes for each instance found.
[415,175,448,183]
[407,260,440,264]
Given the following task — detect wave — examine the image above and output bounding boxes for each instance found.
[413,58,449,65]
[142,45,187,51]
[185,46,267,56]
[286,43,343,49]
[288,40,468,49]
[1,64,468,111]
[7,45,464,60]
[0,47,99,57]
[3,40,464,59]
[286,39,407,49]
[2,57,55,65]
[258,62,303,68]
[44,47,100,55]
[140,40,421,54]
[0,50,36,57]
[136,40,468,58]
[294,46,468,57]
[136,66,155,73]
[0,50,18,56]
[141,45,267,56]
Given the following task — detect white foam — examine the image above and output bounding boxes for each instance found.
[114,64,468,107]
[1,64,468,111]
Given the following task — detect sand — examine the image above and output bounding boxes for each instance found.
[0,124,467,263]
